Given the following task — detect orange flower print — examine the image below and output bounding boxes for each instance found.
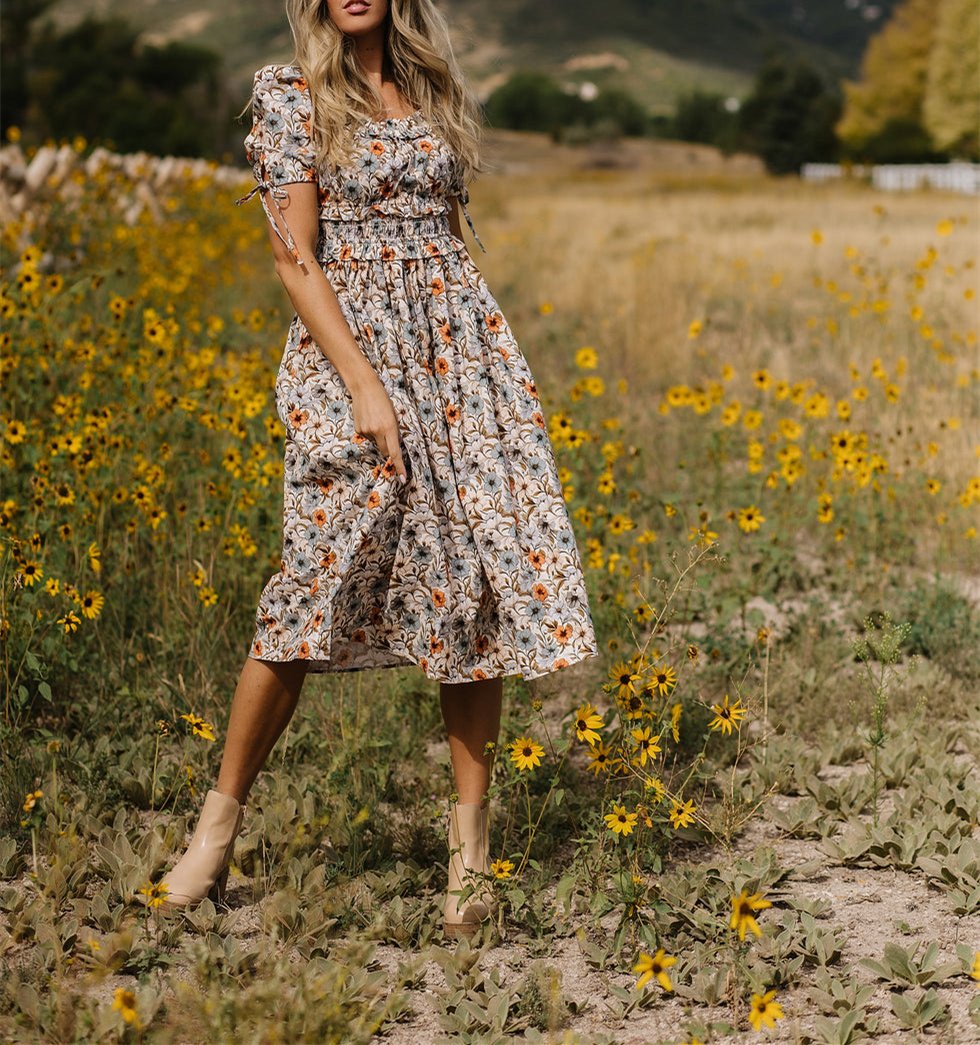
[320,549,337,569]
[339,244,353,261]
[297,641,311,658]
[288,407,309,428]
[485,312,503,333]
[475,635,491,654]
[430,636,445,654]
[419,140,433,152]
[532,411,545,428]
[367,490,381,509]
[381,245,396,261]
[445,402,461,424]
[435,356,450,376]
[438,321,453,344]
[528,549,547,569]
[352,628,367,643]
[313,508,327,526]
[553,623,573,644]
[430,277,445,296]
[532,582,548,601]
[524,379,538,397]
[432,589,446,608]
[252,639,264,656]
[471,668,488,679]
[370,140,385,155]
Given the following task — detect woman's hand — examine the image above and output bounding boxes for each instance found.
[350,374,408,480]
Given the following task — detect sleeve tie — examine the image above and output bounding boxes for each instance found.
[458,186,487,253]
[235,179,310,273]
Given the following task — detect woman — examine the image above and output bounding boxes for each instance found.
[155,0,598,938]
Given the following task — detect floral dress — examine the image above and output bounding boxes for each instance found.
[235,62,598,683]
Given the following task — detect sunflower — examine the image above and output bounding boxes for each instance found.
[573,702,604,745]
[708,693,748,735]
[631,725,662,766]
[509,735,544,772]
[748,989,784,1031]
[729,888,772,940]
[604,803,638,836]
[647,663,677,697]
[633,947,677,991]
[669,797,696,829]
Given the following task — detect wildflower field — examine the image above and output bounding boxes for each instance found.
[1,131,979,1043]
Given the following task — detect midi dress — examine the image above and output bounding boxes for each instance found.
[234,62,599,684]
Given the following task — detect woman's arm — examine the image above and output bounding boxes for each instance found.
[262,181,408,480]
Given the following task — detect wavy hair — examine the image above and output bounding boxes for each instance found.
[241,0,485,185]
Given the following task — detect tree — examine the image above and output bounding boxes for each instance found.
[737,53,841,174]
[923,0,980,159]
[835,0,936,156]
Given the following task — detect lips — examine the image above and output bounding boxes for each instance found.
[344,0,369,8]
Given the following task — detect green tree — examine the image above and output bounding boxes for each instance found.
[923,0,979,159]
[2,11,225,158]
[835,0,936,157]
[671,90,738,151]
[737,53,841,174]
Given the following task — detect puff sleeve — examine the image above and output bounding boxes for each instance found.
[235,64,319,269]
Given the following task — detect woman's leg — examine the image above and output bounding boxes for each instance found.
[214,657,309,804]
[439,676,503,803]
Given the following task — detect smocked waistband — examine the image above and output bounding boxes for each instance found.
[317,213,467,261]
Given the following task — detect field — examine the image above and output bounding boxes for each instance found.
[1,126,979,1043]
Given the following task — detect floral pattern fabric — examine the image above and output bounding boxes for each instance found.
[235,62,598,683]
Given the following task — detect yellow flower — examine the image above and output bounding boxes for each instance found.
[491,858,514,879]
[633,947,676,991]
[631,725,662,766]
[585,741,617,776]
[575,346,598,369]
[752,369,771,390]
[730,889,772,940]
[748,988,785,1031]
[111,987,142,1029]
[79,589,104,619]
[180,712,216,742]
[737,506,765,533]
[608,659,643,699]
[970,950,980,981]
[936,218,954,236]
[573,702,604,746]
[138,880,169,908]
[669,797,696,829]
[604,803,638,836]
[708,693,748,735]
[687,319,703,339]
[811,229,823,245]
[647,663,677,697]
[509,735,545,771]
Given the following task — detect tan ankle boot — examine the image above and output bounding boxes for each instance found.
[443,799,496,939]
[156,788,246,911]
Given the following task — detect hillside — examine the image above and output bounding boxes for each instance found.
[43,0,895,116]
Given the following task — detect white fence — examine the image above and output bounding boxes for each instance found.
[801,162,980,195]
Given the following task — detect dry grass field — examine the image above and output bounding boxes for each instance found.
[1,126,978,1042]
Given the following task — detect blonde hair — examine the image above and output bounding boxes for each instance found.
[240,0,485,184]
